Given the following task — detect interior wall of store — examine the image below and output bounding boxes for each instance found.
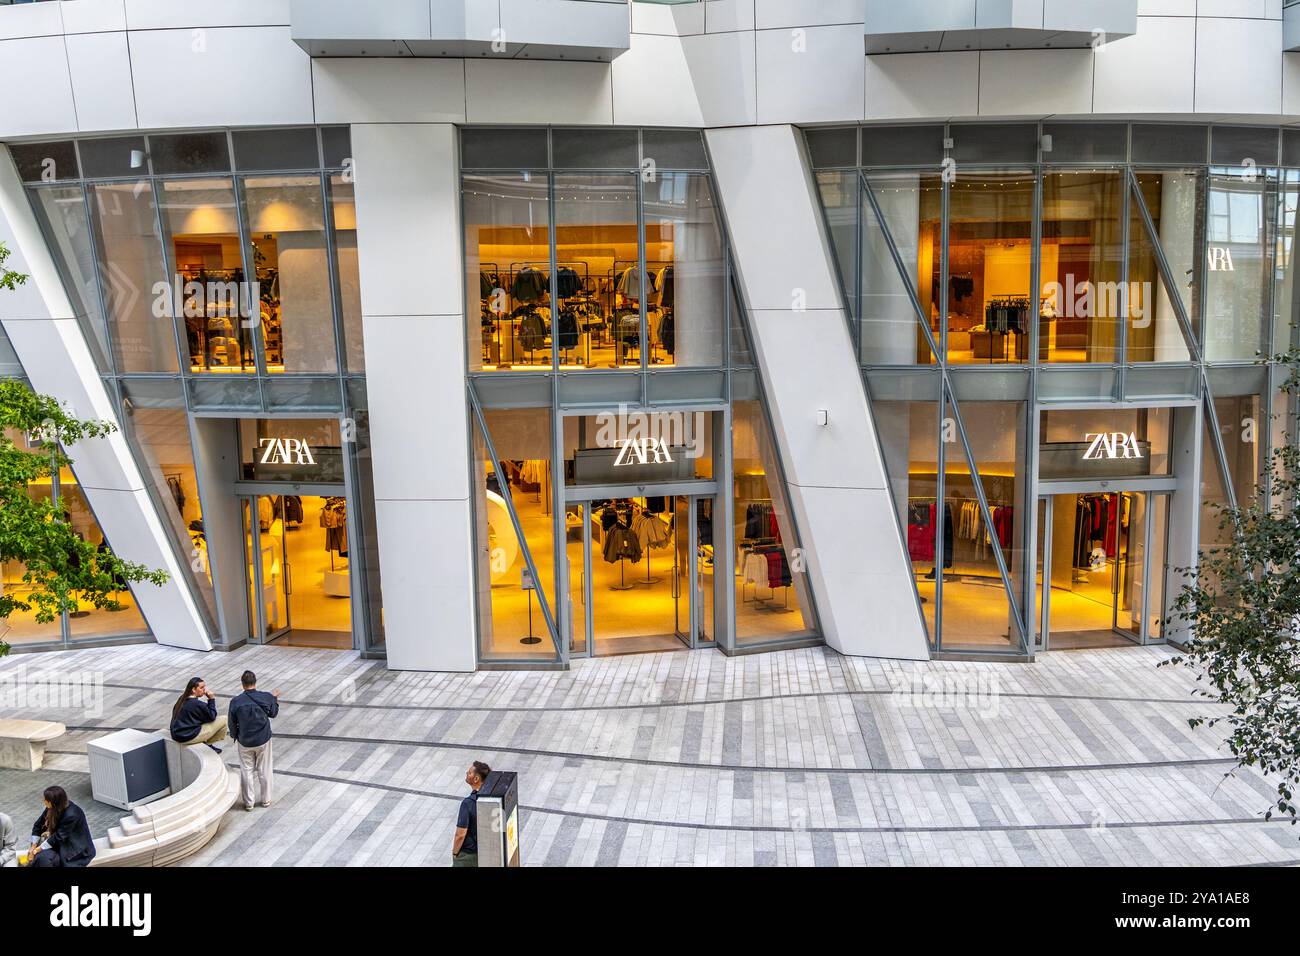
[707,124,930,661]
[350,121,475,672]
[0,150,213,652]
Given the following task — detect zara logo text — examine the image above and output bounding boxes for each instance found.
[1081,432,1143,461]
[259,437,316,466]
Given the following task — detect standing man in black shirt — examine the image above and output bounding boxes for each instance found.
[452,761,491,867]
[227,670,280,811]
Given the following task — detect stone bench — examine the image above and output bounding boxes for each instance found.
[0,719,66,771]
[89,734,239,868]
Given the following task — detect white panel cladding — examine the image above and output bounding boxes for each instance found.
[0,36,78,138]
[864,50,981,121]
[311,58,467,124]
[128,26,313,129]
[977,49,1095,116]
[1094,16,1196,114]
[0,1,63,40]
[755,23,865,124]
[350,123,475,672]
[60,0,129,35]
[866,0,1137,53]
[1195,16,1283,114]
[124,0,291,30]
[0,154,211,651]
[612,33,705,126]
[681,30,757,126]
[706,125,930,661]
[755,0,864,29]
[290,0,630,61]
[465,59,614,124]
[705,0,756,33]
[65,31,138,132]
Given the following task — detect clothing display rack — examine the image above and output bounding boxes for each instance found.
[596,499,641,590]
[736,497,793,611]
[321,496,348,570]
[630,499,673,586]
[1073,493,1125,576]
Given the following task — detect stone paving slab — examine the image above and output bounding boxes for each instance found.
[3,641,1298,866]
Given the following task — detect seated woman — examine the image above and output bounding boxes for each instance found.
[27,785,96,868]
[170,676,227,753]
[1,811,17,868]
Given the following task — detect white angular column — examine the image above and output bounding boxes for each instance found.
[706,125,930,661]
[0,153,211,651]
[350,123,476,671]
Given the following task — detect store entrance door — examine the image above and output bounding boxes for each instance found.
[576,494,712,656]
[242,492,353,650]
[1036,489,1169,650]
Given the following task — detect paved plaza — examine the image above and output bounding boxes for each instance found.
[1,641,1297,866]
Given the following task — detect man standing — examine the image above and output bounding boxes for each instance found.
[227,670,280,812]
[452,761,491,867]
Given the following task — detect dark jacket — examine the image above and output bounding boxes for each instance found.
[170,697,217,743]
[227,689,279,748]
[31,802,96,867]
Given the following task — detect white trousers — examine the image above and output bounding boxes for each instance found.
[237,739,273,807]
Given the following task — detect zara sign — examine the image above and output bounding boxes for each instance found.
[612,437,674,467]
[258,437,316,466]
[1081,432,1143,462]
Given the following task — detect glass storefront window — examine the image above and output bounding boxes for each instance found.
[31,185,112,370]
[1128,171,1201,363]
[861,172,941,365]
[463,172,552,371]
[555,173,640,369]
[158,178,254,373]
[88,181,178,373]
[119,384,219,628]
[472,407,558,661]
[1040,169,1125,363]
[0,428,66,647]
[59,470,150,641]
[949,172,1034,365]
[1204,171,1271,361]
[329,175,364,372]
[643,171,724,368]
[938,398,1025,651]
[241,175,337,374]
[732,400,814,644]
[870,386,940,644]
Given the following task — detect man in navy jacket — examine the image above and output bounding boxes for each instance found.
[227,670,280,811]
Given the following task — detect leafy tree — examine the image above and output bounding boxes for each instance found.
[0,243,167,656]
[1166,349,1300,828]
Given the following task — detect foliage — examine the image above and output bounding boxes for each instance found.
[1166,348,1300,827]
[0,380,169,656]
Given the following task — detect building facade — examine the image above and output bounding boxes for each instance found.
[0,0,1295,669]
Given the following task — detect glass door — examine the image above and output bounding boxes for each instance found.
[696,497,714,644]
[674,495,693,646]
[243,495,290,642]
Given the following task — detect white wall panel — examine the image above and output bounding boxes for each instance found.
[66,31,137,131]
[705,0,755,32]
[755,0,863,29]
[0,37,78,137]
[755,24,864,124]
[362,313,468,503]
[1194,17,1283,114]
[1094,16,1196,113]
[631,0,704,35]
[1196,0,1270,17]
[129,27,313,129]
[1137,0,1194,12]
[348,124,463,317]
[465,59,613,124]
[612,33,704,126]
[978,49,1094,116]
[707,125,929,661]
[124,0,290,30]
[351,122,475,672]
[0,1,64,40]
[682,30,757,127]
[312,58,466,124]
[374,498,476,671]
[865,51,980,121]
[60,0,128,34]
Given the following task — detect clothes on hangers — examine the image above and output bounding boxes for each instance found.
[512,268,549,303]
[321,497,348,555]
[633,511,672,550]
[556,267,582,299]
[282,495,303,526]
[950,274,974,302]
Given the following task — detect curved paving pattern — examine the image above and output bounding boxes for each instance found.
[3,642,1297,866]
